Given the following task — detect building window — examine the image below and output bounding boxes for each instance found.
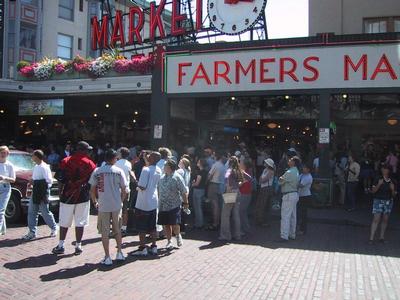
[364,17,400,33]
[59,0,74,21]
[364,19,387,33]
[20,24,36,49]
[395,19,400,32]
[78,38,82,50]
[79,0,83,12]
[57,33,73,59]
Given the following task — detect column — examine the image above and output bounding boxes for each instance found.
[150,59,169,150]
[318,92,331,179]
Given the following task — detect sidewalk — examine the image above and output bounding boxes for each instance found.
[1,209,400,299]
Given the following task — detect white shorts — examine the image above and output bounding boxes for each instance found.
[59,202,90,228]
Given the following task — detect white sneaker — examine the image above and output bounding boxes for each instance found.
[50,226,58,238]
[149,245,158,255]
[176,234,183,247]
[131,247,148,256]
[115,251,125,261]
[165,241,174,250]
[100,256,113,266]
[22,232,36,241]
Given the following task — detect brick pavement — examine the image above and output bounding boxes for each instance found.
[1,214,400,300]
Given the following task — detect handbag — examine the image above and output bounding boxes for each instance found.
[222,192,237,204]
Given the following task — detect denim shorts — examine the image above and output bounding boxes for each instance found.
[372,199,393,215]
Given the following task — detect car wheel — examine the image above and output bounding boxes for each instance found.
[5,194,22,223]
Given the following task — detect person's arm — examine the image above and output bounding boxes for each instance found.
[44,165,53,187]
[0,164,16,183]
[192,174,202,187]
[90,185,98,208]
[182,192,189,208]
[137,168,149,191]
[371,179,383,194]
[390,182,396,197]
[208,164,216,181]
[120,171,128,201]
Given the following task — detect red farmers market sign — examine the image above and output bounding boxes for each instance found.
[164,43,400,94]
[91,0,204,50]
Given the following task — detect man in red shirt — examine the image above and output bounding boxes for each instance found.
[52,141,96,255]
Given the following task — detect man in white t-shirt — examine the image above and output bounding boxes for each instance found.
[22,150,57,241]
[131,152,162,256]
[89,149,128,266]
[115,147,136,235]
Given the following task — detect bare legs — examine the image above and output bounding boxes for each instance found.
[370,213,390,242]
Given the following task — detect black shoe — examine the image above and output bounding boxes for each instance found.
[52,245,65,255]
[275,238,289,243]
[121,229,127,237]
[74,247,83,255]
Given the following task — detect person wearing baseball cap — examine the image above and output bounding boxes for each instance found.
[52,140,96,255]
[255,158,276,226]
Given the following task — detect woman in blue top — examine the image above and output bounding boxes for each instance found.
[369,164,396,244]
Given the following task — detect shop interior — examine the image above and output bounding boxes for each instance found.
[0,94,151,150]
[170,93,400,163]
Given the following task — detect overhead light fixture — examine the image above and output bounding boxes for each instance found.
[105,104,110,108]
[35,122,39,125]
[231,96,236,101]
[133,119,136,123]
[342,94,348,99]
[20,120,27,124]
[305,126,310,131]
[387,119,398,126]
[302,131,306,135]
[93,113,98,117]
[24,130,32,135]
[245,119,249,123]
[0,110,4,114]
[286,126,290,130]
[277,125,281,129]
[40,117,44,120]
[257,121,261,125]
[134,111,139,115]
[284,95,290,100]
[267,123,277,129]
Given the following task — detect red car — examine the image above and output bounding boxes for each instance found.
[5,150,59,223]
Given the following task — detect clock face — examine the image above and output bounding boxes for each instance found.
[207,0,267,35]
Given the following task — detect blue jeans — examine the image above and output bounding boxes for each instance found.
[238,193,252,234]
[28,198,57,235]
[192,188,205,227]
[0,183,11,235]
[346,182,357,209]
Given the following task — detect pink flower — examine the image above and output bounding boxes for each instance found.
[114,59,130,73]
[54,64,65,74]
[73,62,89,72]
[20,65,34,77]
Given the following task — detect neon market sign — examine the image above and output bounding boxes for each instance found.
[91,0,267,50]
[91,0,204,50]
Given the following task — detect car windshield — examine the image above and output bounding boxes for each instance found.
[8,153,35,171]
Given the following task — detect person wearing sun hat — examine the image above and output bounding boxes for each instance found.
[255,158,276,226]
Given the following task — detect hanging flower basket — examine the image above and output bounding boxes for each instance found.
[17,50,154,81]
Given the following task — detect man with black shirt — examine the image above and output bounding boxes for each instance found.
[52,141,96,255]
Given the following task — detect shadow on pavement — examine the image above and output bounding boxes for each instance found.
[40,263,99,281]
[188,219,400,258]
[0,236,49,248]
[3,253,75,270]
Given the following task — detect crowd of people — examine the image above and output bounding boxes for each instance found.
[0,138,399,265]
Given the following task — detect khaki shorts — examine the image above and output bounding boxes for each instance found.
[97,211,122,237]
